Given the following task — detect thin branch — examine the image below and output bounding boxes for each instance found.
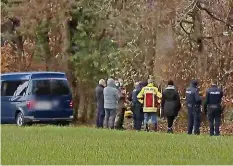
[173,26,187,37]
[212,38,231,56]
[9,41,17,51]
[200,36,213,39]
[175,1,197,28]
[196,31,229,40]
[222,69,233,79]
[197,2,233,28]
[97,29,106,41]
[180,21,191,35]
[179,20,193,24]
[187,12,193,17]
[203,38,231,56]
[25,52,35,70]
[175,0,196,21]
[188,35,194,52]
[225,69,233,75]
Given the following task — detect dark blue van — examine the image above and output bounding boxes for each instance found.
[1,72,74,126]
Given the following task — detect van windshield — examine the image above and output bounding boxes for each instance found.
[32,79,70,96]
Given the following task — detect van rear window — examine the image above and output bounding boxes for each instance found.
[32,80,50,95]
[32,79,70,96]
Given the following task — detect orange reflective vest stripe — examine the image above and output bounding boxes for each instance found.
[137,83,162,112]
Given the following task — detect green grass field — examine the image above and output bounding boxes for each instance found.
[1,125,233,165]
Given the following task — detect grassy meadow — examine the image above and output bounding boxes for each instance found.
[1,125,233,165]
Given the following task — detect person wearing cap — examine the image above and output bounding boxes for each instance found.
[161,80,181,133]
[185,80,202,135]
[95,79,106,128]
[137,79,162,132]
[203,79,223,136]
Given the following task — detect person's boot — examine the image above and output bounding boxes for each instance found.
[116,111,125,130]
[215,128,220,136]
[145,123,149,132]
[194,128,200,135]
[153,123,158,132]
[194,132,200,135]
[167,127,173,134]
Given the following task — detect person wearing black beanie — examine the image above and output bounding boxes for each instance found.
[161,80,181,133]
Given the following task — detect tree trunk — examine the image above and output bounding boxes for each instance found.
[36,20,51,71]
[86,98,95,122]
[77,87,87,122]
[192,2,206,78]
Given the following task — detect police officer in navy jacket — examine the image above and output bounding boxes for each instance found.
[185,80,202,135]
[203,79,223,136]
[128,81,148,131]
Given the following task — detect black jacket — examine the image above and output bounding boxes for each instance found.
[203,84,223,114]
[161,85,181,117]
[185,80,202,105]
[95,84,104,109]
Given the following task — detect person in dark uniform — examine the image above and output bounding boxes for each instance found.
[131,82,144,131]
[161,80,181,133]
[203,79,223,136]
[95,79,106,128]
[185,80,202,135]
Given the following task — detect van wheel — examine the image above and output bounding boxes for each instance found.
[16,112,25,127]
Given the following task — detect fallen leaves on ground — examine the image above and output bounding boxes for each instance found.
[123,111,233,135]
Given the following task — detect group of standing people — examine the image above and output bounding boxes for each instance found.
[95,77,224,136]
[95,78,126,130]
[129,79,180,133]
[186,79,223,136]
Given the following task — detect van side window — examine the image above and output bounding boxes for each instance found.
[1,81,29,96]
[13,81,29,96]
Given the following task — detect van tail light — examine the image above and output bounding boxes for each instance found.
[27,100,35,110]
[69,101,73,108]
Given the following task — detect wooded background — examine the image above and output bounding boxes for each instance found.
[1,0,233,123]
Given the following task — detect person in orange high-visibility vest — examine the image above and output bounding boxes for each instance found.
[137,79,162,132]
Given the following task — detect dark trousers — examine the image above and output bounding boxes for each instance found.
[207,107,221,136]
[115,108,126,129]
[187,106,201,135]
[96,106,105,128]
[167,116,175,128]
[133,102,144,130]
